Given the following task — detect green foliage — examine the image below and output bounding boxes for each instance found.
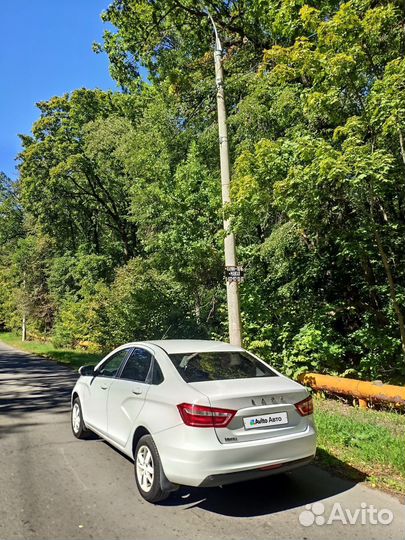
[231,0,405,380]
[1,1,405,382]
[52,286,107,350]
[100,258,200,346]
[19,90,140,262]
[1,234,55,334]
[0,173,24,247]
[280,323,345,378]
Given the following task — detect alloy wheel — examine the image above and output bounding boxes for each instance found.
[136,445,154,493]
[72,403,81,434]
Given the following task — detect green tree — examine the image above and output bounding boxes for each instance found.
[3,0,405,382]
[19,90,140,261]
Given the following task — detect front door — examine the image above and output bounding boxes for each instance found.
[85,348,131,434]
[107,347,153,447]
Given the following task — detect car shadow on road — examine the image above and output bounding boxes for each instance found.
[103,438,366,519]
[161,459,365,517]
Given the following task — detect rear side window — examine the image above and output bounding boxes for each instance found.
[120,348,152,382]
[151,361,164,385]
[168,351,278,383]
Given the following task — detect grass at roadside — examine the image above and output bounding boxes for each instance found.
[314,396,405,495]
[0,332,103,370]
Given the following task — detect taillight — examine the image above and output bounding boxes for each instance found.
[295,396,314,416]
[177,403,236,428]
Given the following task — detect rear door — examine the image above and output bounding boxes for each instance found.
[106,347,152,447]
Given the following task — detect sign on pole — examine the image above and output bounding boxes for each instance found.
[225,266,245,283]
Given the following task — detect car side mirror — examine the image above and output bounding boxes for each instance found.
[79,365,96,377]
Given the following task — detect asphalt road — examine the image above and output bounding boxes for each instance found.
[0,341,404,540]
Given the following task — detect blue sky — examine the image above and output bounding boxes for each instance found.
[0,0,118,179]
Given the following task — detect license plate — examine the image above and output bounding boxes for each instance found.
[243,411,288,430]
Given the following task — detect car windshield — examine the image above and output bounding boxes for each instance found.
[168,351,278,383]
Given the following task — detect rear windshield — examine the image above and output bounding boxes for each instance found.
[168,351,278,383]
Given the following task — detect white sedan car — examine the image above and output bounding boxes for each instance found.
[71,340,316,502]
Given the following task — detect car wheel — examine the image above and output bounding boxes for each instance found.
[71,398,91,439]
[134,435,171,503]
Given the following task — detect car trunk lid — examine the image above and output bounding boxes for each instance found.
[190,377,310,444]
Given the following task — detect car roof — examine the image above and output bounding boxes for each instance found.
[125,339,244,355]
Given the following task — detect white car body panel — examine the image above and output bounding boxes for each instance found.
[106,379,149,447]
[191,377,309,444]
[154,423,316,486]
[72,340,316,487]
[84,376,112,435]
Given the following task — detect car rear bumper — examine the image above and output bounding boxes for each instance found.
[154,422,316,487]
[199,455,314,487]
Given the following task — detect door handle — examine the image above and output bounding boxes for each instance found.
[101,384,109,390]
[132,387,143,395]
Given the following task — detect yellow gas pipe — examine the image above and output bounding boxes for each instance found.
[298,373,405,409]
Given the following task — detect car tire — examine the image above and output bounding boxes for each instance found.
[134,435,171,503]
[71,397,92,439]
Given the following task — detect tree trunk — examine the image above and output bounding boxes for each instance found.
[22,276,27,342]
[369,179,405,361]
[360,256,388,326]
[374,226,405,360]
[22,313,26,342]
[398,129,405,168]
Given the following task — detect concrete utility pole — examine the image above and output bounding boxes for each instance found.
[206,10,243,347]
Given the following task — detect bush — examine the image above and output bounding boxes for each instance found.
[280,322,345,379]
[52,286,107,350]
[100,258,200,347]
